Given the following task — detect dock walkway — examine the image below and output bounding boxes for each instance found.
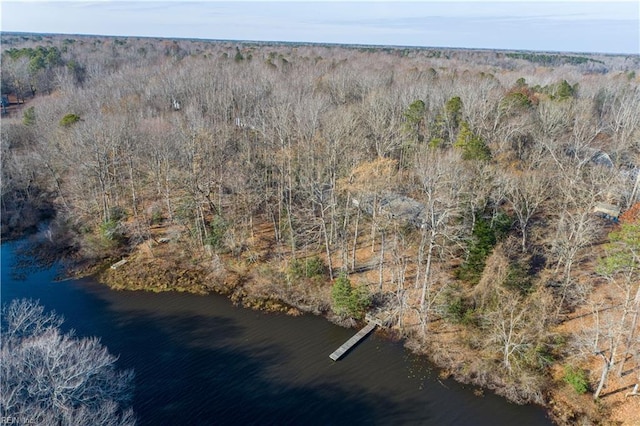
[329,322,377,361]
[110,259,128,270]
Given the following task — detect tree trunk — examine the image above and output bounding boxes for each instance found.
[320,204,334,280]
[164,167,173,222]
[420,236,435,311]
[617,285,640,377]
[594,352,612,399]
[414,230,426,289]
[128,158,138,217]
[630,172,640,207]
[378,231,385,291]
[370,194,377,253]
[351,208,360,272]
[43,162,70,213]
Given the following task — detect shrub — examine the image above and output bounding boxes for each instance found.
[403,99,426,127]
[206,215,227,250]
[234,47,244,62]
[499,91,533,113]
[492,211,513,240]
[454,121,491,161]
[331,273,352,315]
[22,106,36,126]
[109,206,127,222]
[444,96,463,128]
[150,209,163,226]
[563,365,589,394]
[289,256,326,280]
[457,217,495,283]
[99,219,125,244]
[503,262,533,295]
[331,273,371,319]
[457,213,511,284]
[554,80,577,100]
[446,296,477,326]
[99,219,118,240]
[523,342,556,371]
[60,113,81,127]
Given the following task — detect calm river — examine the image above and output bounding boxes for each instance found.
[1,238,553,425]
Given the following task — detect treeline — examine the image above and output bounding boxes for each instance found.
[1,34,639,423]
[505,52,605,67]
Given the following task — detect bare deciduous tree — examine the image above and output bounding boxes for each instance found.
[1,299,135,425]
[414,150,465,316]
[504,171,549,253]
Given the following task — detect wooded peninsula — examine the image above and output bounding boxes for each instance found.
[1,32,639,424]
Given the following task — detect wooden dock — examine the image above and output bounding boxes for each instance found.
[329,322,377,361]
[110,259,128,270]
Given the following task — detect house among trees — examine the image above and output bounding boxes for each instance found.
[588,149,614,169]
[353,192,427,228]
[593,202,621,221]
[568,147,614,169]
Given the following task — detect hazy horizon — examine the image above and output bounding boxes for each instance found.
[1,1,639,55]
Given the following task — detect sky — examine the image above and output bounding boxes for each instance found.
[1,1,639,55]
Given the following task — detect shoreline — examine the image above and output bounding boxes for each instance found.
[5,228,614,425]
[83,249,563,423]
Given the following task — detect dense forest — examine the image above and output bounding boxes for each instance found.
[2,33,639,424]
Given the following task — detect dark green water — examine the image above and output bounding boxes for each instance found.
[1,239,554,425]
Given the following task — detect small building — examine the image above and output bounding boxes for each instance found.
[589,150,614,169]
[593,202,621,221]
[352,192,426,228]
[568,147,614,169]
